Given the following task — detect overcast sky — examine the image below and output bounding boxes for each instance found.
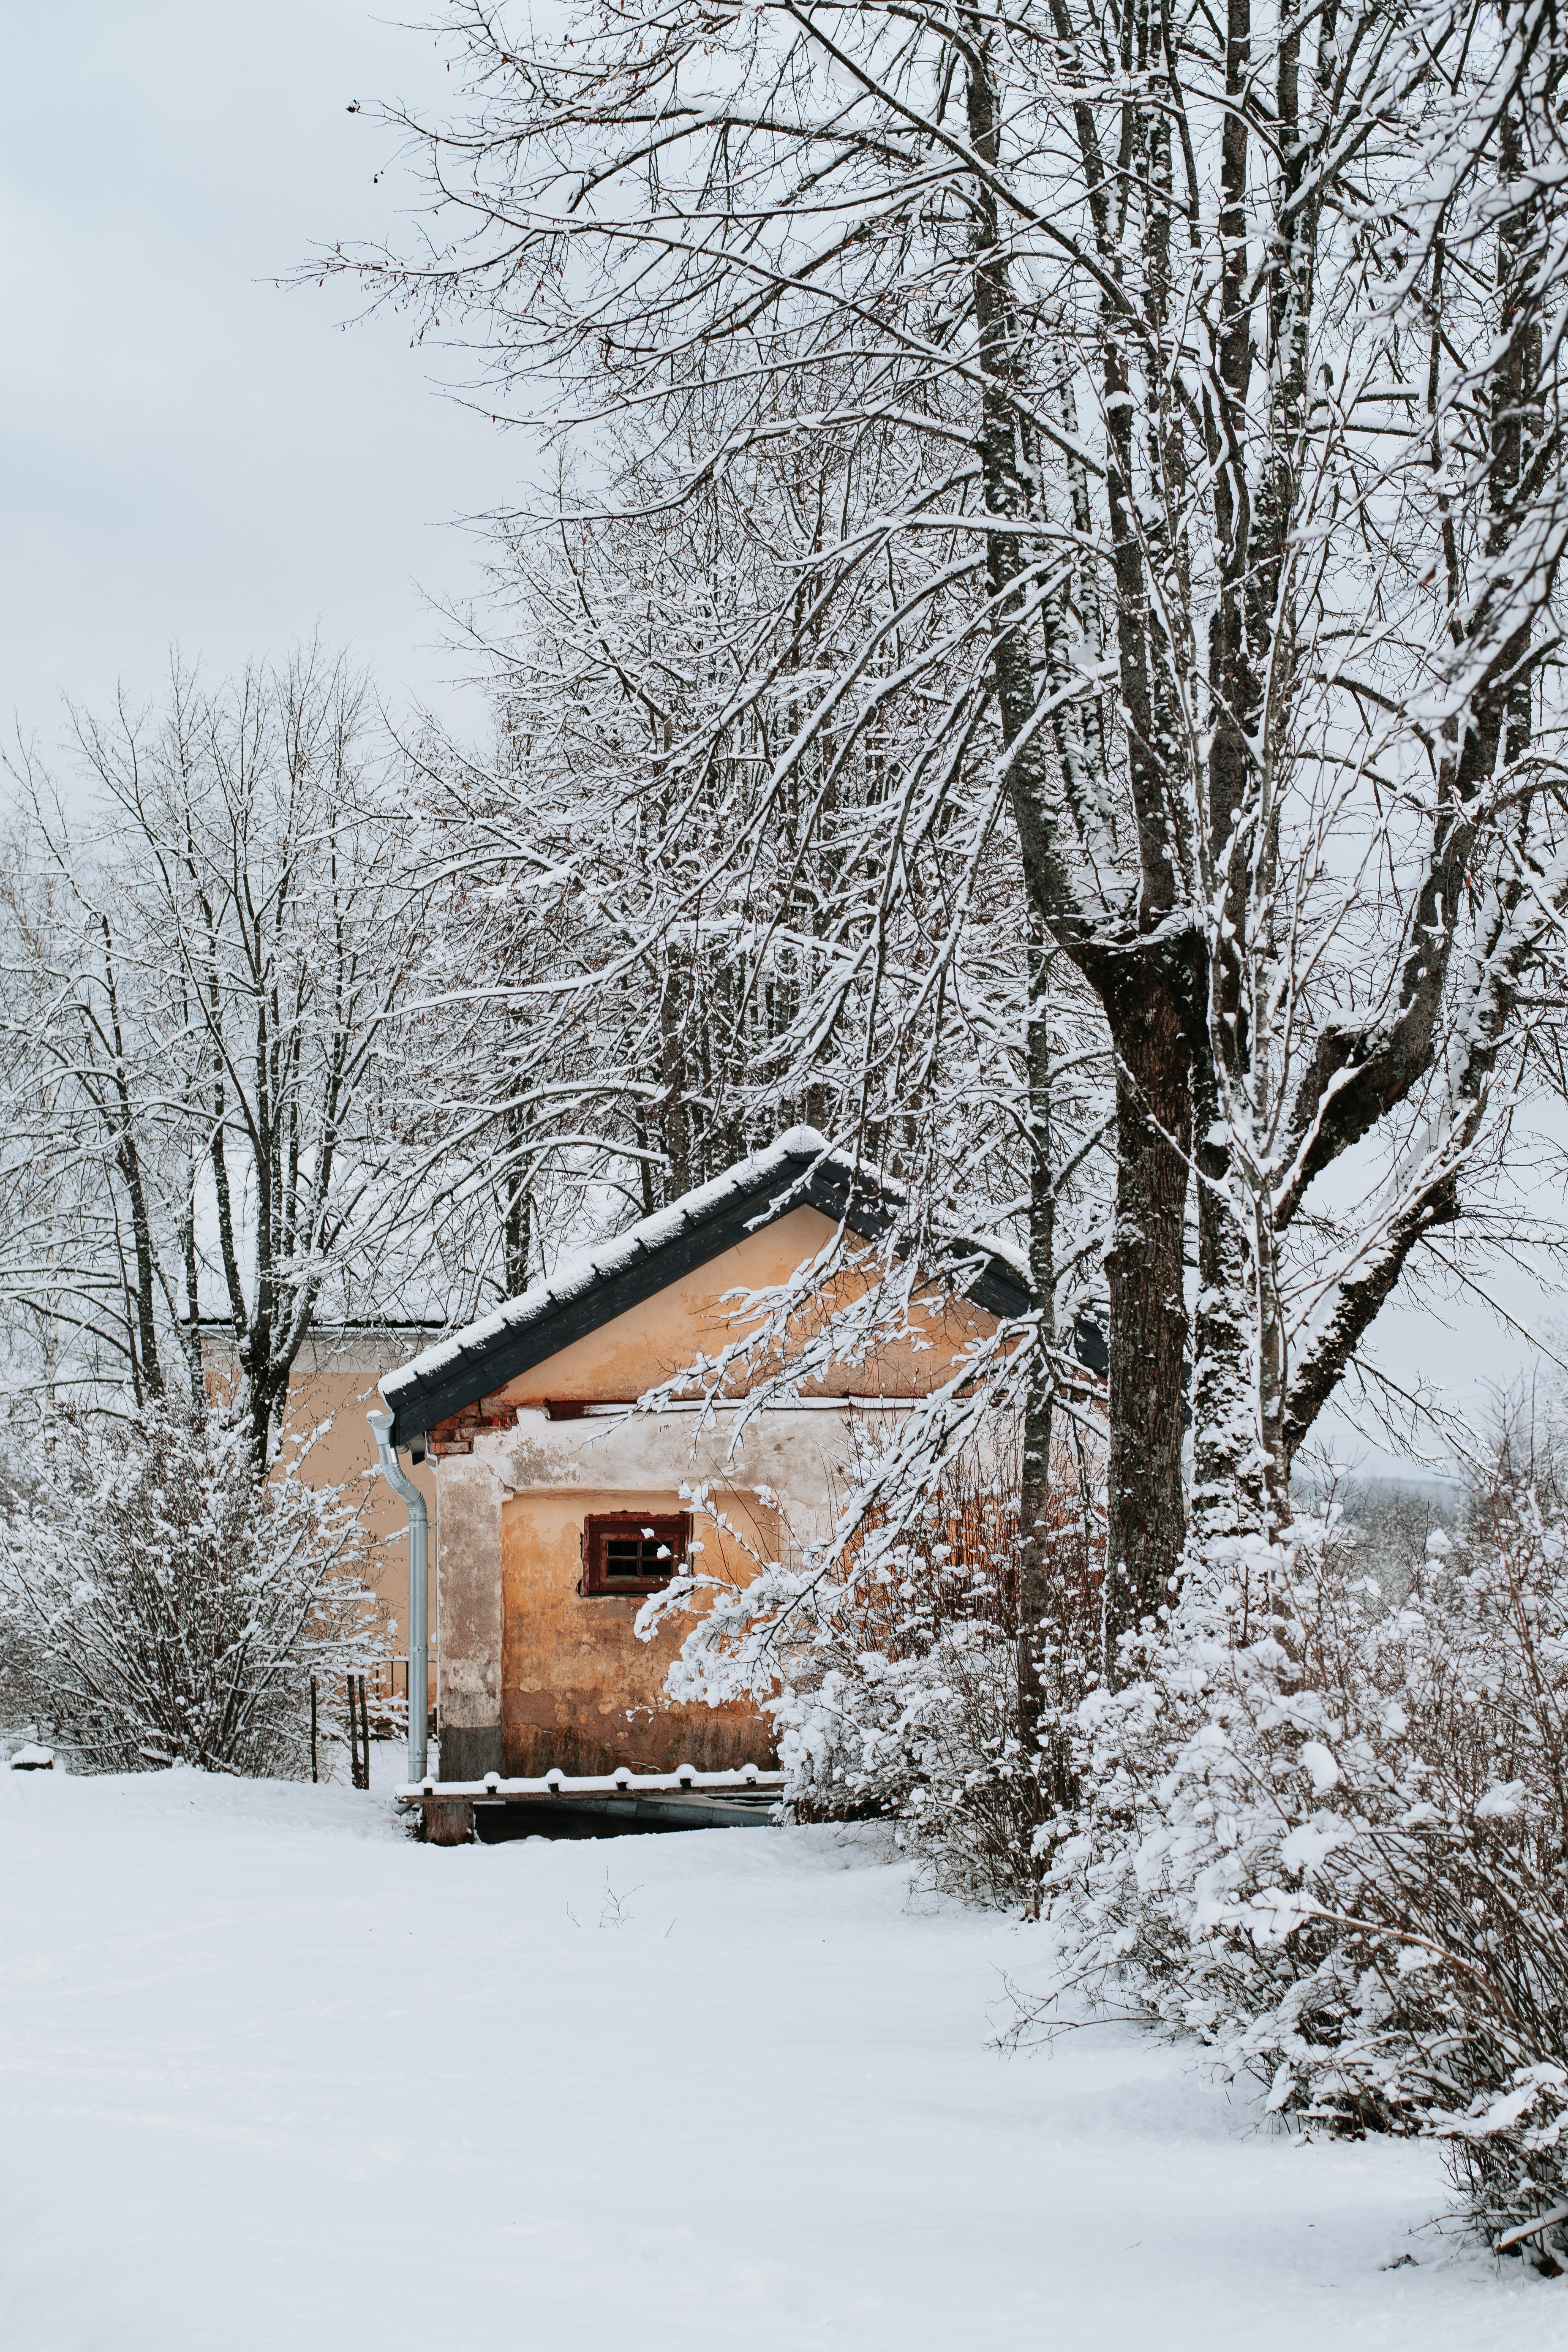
[2,3,509,749]
[3,3,1562,1477]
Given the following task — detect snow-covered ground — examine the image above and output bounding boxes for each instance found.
[2,1761,1563,2349]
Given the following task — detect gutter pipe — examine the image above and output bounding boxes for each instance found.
[368,1410,429,1784]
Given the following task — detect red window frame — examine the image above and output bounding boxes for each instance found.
[580,1513,691,1598]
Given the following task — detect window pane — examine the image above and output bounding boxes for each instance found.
[586,1516,686,1589]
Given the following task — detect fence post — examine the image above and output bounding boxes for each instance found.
[346,1672,370,1792]
[310,1675,318,1784]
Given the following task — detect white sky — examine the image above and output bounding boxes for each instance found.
[2,3,1561,1478]
[1,2,510,749]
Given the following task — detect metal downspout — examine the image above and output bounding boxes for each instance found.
[368,1410,430,1784]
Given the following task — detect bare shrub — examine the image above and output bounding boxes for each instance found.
[769,1426,1103,1909]
[0,1399,377,1777]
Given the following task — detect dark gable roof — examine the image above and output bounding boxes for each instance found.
[381,1128,1040,1447]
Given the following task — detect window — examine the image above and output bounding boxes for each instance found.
[581,1513,691,1597]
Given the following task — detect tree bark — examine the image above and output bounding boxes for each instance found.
[1016,920,1059,1778]
[1090,946,1195,1668]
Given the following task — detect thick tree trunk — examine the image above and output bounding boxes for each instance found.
[240,1352,289,1470]
[1093,953,1194,1671]
[1016,924,1059,1785]
[964,30,1208,1677]
[1191,1080,1278,1548]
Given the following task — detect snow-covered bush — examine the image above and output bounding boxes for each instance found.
[0,1400,377,1777]
[782,1450,1034,1906]
[1031,1428,1568,2263]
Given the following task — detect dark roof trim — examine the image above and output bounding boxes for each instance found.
[383,1138,1033,1448]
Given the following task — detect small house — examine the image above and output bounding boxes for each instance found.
[379,1131,1044,1782]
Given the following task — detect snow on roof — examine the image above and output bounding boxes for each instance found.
[381,1127,838,1406]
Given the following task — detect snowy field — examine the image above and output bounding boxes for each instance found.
[3,1763,1563,2351]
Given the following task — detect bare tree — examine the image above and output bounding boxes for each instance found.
[404,432,1112,1355]
[329,0,1568,1672]
[0,825,195,1408]
[1,650,427,1456]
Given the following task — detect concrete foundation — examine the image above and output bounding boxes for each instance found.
[434,1723,503,1781]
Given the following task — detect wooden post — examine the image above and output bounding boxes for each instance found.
[310,1676,318,1784]
[347,1673,370,1791]
[421,1795,475,1845]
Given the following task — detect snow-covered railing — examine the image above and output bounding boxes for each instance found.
[395,1763,786,1801]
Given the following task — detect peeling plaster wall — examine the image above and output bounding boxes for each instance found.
[428,1210,1002,1777]
[487,1402,857,1530]
[433,1454,504,1780]
[446,1405,868,1777]
[500,1483,776,1776]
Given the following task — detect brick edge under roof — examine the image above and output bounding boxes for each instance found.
[379,1130,1036,1448]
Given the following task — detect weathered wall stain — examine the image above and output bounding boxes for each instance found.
[500,1487,775,1776]
[430,1204,1005,1778]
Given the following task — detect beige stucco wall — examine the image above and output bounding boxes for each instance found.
[500,1486,776,1776]
[428,1209,1002,1779]
[500,1205,989,1408]
[207,1330,437,1700]
[433,1400,873,1778]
